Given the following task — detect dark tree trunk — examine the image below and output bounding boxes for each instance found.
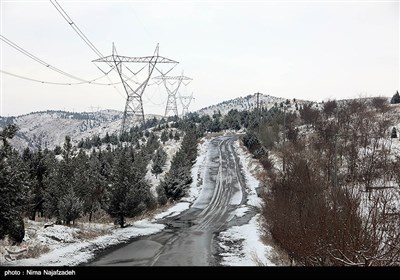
[29,199,45,221]
[119,215,125,228]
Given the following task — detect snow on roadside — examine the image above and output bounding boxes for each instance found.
[9,220,164,266]
[183,138,211,203]
[233,206,249,218]
[152,202,191,220]
[233,140,262,208]
[219,214,275,266]
[151,137,211,222]
[217,139,278,266]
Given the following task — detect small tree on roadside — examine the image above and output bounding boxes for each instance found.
[390,91,400,104]
[391,127,397,138]
[151,147,167,178]
[161,130,169,144]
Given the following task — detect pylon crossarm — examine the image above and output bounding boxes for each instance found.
[93,55,178,64]
[153,75,192,81]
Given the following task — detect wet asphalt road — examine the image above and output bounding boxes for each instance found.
[89,135,253,266]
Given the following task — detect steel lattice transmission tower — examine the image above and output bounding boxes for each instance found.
[93,44,178,133]
[153,73,192,117]
[179,92,195,117]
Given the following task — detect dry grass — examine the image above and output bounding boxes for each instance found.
[16,244,50,260]
[204,131,225,139]
[78,210,114,224]
[75,227,110,240]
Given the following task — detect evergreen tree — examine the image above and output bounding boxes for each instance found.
[391,127,397,138]
[160,129,198,202]
[44,136,75,222]
[25,147,47,220]
[107,149,152,227]
[0,125,30,243]
[151,147,167,178]
[104,132,111,144]
[161,130,169,144]
[390,91,400,104]
[0,124,18,157]
[57,192,83,225]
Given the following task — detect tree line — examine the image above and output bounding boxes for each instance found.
[0,117,200,244]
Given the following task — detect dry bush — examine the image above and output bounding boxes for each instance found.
[262,99,400,266]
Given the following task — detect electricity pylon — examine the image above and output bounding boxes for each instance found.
[153,73,192,117]
[179,92,195,117]
[93,44,178,133]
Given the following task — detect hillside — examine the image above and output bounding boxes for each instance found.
[196,93,310,116]
[0,93,338,152]
[0,110,162,151]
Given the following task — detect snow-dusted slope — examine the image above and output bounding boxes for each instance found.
[0,110,162,151]
[1,93,315,151]
[196,93,309,117]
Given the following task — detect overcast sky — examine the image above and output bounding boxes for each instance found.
[1,0,398,117]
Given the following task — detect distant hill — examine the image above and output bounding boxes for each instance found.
[0,110,161,151]
[1,93,317,151]
[196,93,310,116]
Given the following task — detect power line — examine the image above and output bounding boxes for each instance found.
[49,0,130,99]
[1,69,112,86]
[0,35,125,86]
[49,0,142,95]
[50,0,104,60]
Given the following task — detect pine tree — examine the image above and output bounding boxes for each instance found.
[0,124,18,157]
[57,192,83,225]
[104,132,111,144]
[107,149,152,227]
[390,91,400,104]
[71,150,105,222]
[44,136,76,222]
[25,147,47,220]
[391,127,397,138]
[0,125,30,243]
[161,130,169,144]
[160,129,197,201]
[151,147,167,178]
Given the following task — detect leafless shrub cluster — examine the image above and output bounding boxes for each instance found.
[263,98,400,266]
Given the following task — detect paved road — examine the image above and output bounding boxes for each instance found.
[89,135,253,266]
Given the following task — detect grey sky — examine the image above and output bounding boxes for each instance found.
[1,0,398,117]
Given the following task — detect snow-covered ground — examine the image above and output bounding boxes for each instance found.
[219,214,275,266]
[217,137,279,266]
[3,220,164,266]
